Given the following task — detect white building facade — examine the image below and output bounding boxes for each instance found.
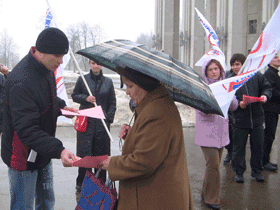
[154,0,280,74]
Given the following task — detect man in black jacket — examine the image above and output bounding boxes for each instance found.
[262,54,280,171]
[1,28,78,210]
[224,54,246,164]
[229,54,272,183]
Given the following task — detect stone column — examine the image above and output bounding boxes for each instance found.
[226,0,233,66]
[189,0,196,68]
[226,0,247,59]
[154,0,163,50]
[180,0,190,64]
[162,0,180,60]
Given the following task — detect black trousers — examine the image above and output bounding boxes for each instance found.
[76,168,107,191]
[231,125,264,175]
[263,112,279,166]
[225,122,234,154]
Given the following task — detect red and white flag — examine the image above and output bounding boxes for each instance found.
[209,3,280,117]
[45,3,71,123]
[194,7,227,71]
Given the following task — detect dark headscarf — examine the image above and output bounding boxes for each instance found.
[117,67,160,92]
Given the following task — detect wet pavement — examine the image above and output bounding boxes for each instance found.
[0,125,279,209]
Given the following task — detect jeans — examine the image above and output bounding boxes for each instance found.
[8,161,55,210]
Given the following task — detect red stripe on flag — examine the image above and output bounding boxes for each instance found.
[250,33,263,54]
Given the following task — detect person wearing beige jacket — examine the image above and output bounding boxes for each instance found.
[102,67,194,210]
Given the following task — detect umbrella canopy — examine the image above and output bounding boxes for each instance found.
[77,40,223,116]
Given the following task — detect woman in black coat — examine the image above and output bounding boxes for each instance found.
[71,60,116,200]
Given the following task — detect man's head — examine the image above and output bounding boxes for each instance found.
[230,53,246,75]
[269,54,280,69]
[35,28,69,72]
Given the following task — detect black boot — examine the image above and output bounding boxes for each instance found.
[263,163,278,171]
[251,172,264,182]
[223,153,232,163]
[235,174,244,183]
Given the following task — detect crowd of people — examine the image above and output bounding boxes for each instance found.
[0,27,279,210]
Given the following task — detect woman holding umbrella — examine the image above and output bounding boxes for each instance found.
[195,59,238,210]
[101,67,194,210]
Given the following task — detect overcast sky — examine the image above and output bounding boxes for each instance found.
[0,0,155,59]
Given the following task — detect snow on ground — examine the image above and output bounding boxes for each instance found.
[58,70,195,127]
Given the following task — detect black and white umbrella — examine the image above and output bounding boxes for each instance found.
[77,39,223,116]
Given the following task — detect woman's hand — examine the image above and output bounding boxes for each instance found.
[118,124,131,140]
[101,156,111,170]
[86,96,96,104]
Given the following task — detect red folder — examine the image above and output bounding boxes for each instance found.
[243,95,262,105]
[72,155,108,168]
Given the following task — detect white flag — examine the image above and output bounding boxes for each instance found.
[209,3,280,117]
[45,5,72,124]
[194,7,227,71]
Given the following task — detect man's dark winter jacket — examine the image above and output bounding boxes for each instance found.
[228,71,272,129]
[262,65,280,113]
[1,48,66,171]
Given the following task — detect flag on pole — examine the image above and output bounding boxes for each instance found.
[209,3,280,117]
[194,7,227,71]
[45,3,72,124]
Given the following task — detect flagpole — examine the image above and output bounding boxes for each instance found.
[45,0,114,144]
[69,49,114,143]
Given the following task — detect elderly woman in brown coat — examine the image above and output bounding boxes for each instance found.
[101,67,194,210]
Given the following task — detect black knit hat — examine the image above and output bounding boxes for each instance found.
[117,67,160,92]
[36,28,69,54]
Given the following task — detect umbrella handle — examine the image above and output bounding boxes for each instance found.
[70,50,114,143]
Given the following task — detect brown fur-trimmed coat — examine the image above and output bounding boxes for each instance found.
[108,85,193,210]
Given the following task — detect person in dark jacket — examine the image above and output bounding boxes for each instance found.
[228,53,272,183]
[262,54,280,171]
[0,64,9,133]
[224,54,246,163]
[1,28,78,210]
[72,59,116,202]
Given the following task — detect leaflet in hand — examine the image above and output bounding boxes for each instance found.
[243,95,262,105]
[72,155,108,168]
[61,106,105,119]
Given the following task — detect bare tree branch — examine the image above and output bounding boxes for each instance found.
[0,28,20,69]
